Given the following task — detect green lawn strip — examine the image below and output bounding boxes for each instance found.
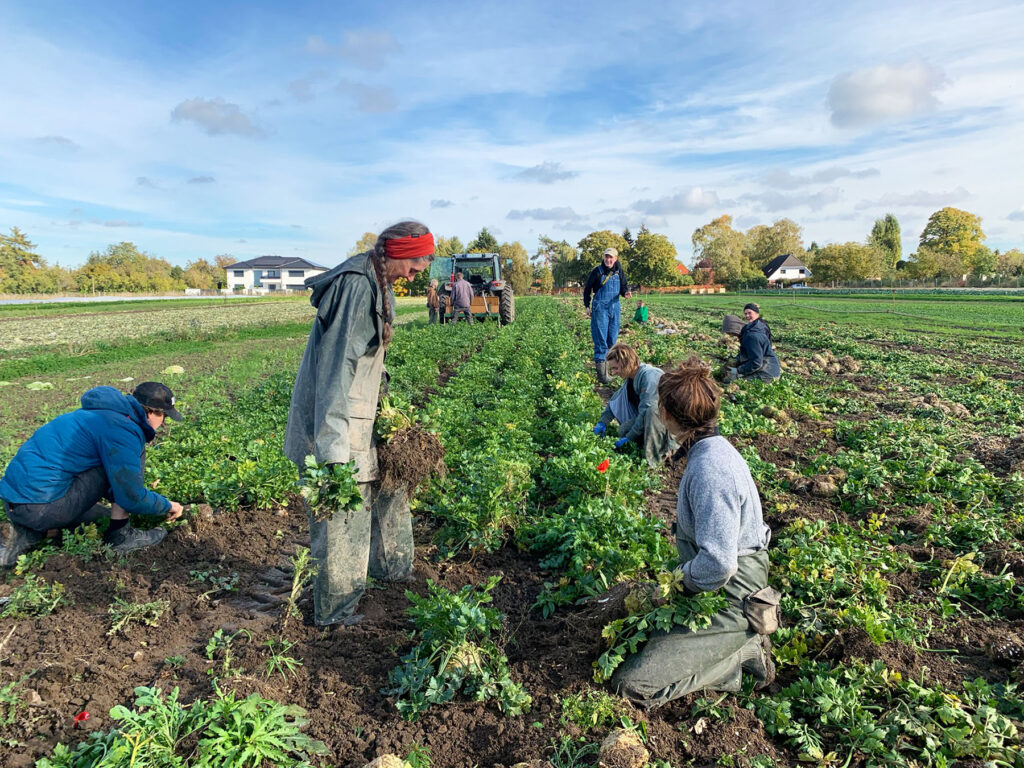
[0,295,309,318]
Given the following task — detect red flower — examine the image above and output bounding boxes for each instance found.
[596,459,610,473]
[73,711,89,727]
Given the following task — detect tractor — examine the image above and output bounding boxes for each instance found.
[431,252,515,325]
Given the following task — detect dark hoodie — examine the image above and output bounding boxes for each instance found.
[737,319,781,380]
[0,386,170,515]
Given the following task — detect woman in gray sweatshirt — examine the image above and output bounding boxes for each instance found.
[611,357,776,707]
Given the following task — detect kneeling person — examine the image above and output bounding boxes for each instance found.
[592,344,677,468]
[0,382,185,566]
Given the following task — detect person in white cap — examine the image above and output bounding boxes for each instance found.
[583,247,631,383]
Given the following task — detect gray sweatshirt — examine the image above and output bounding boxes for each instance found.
[677,435,771,592]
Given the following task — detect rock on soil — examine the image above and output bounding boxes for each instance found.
[598,729,649,768]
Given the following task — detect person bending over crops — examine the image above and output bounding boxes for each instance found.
[724,303,780,382]
[611,358,777,706]
[592,344,676,468]
[284,221,434,628]
[0,382,185,567]
[583,247,631,384]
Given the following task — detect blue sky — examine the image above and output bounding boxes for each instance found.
[2,0,1022,268]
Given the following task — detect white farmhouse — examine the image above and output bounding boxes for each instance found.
[762,253,812,284]
[223,256,327,293]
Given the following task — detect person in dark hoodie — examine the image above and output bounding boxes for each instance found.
[285,221,434,628]
[583,247,631,384]
[726,303,781,382]
[0,382,185,567]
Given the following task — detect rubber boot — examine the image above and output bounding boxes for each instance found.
[595,360,610,384]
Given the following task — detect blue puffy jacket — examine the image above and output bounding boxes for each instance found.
[0,386,171,516]
[737,319,781,381]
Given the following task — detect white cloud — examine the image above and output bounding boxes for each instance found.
[188,176,216,184]
[335,80,397,113]
[632,187,720,215]
[34,135,79,150]
[1007,207,1024,222]
[828,60,947,128]
[171,97,262,137]
[757,166,880,189]
[305,30,399,71]
[515,162,579,184]
[431,199,454,208]
[854,186,970,210]
[506,207,583,222]
[136,176,158,189]
[740,187,841,212]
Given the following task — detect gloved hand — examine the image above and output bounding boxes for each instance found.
[614,437,630,450]
[593,422,607,436]
[725,367,739,383]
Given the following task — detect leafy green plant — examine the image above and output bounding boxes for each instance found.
[264,638,302,679]
[298,455,363,522]
[0,672,33,726]
[34,685,328,768]
[559,690,629,732]
[594,572,728,683]
[405,743,432,768]
[548,735,600,768]
[1,575,69,619]
[384,576,531,721]
[189,568,240,601]
[205,628,250,681]
[107,596,169,635]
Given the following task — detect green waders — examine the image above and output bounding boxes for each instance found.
[611,540,771,707]
[307,484,413,626]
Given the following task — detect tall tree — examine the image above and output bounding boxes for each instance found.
[468,227,499,253]
[183,258,220,290]
[536,265,554,294]
[621,227,634,247]
[75,242,182,293]
[0,227,64,294]
[808,243,885,283]
[536,236,582,288]
[628,228,679,287]
[349,232,378,256]
[691,215,748,285]
[919,207,987,275]
[744,218,804,269]
[577,230,629,273]
[498,241,533,294]
[869,214,902,270]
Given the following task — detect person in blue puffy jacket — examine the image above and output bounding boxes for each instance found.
[0,382,185,566]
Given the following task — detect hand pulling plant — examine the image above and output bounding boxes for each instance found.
[383,575,531,721]
[298,455,362,523]
[593,569,728,683]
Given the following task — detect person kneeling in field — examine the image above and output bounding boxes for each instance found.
[722,303,780,382]
[0,382,185,567]
[610,358,778,707]
[592,344,677,468]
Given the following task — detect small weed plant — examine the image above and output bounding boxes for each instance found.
[107,596,169,635]
[1,575,69,619]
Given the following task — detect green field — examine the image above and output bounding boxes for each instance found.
[0,293,1022,768]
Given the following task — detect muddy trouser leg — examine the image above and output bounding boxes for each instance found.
[428,308,438,325]
[7,466,111,533]
[368,484,413,582]
[611,549,770,708]
[307,482,374,626]
[591,305,609,361]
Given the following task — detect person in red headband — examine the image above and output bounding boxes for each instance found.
[285,221,434,628]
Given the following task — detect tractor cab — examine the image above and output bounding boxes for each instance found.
[431,253,515,325]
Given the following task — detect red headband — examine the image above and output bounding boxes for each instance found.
[384,232,435,260]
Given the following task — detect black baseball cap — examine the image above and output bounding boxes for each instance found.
[132,382,183,421]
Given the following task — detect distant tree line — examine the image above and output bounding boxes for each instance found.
[0,229,238,295]
[5,205,1022,296]
[691,208,1024,289]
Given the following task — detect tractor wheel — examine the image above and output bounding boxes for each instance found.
[499,286,515,325]
[438,295,448,324]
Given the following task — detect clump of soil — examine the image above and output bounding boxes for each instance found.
[778,466,845,497]
[377,425,446,494]
[909,392,971,418]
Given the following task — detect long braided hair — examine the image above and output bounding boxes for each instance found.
[371,221,431,347]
